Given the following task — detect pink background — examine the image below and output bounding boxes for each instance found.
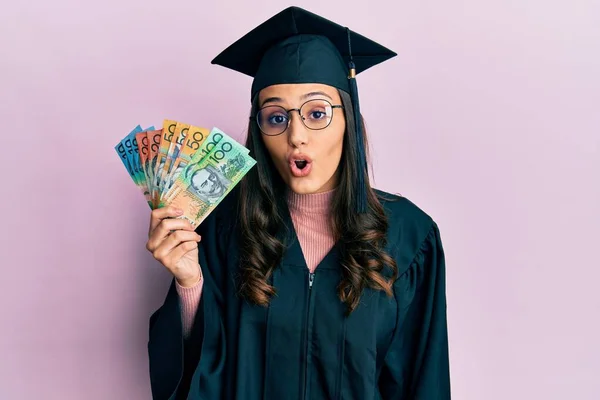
[1,0,599,399]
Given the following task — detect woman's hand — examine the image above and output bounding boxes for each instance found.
[146,206,202,287]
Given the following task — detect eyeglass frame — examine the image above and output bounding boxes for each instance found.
[250,98,345,136]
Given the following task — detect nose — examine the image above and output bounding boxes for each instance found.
[287,110,309,148]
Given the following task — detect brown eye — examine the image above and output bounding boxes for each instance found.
[308,110,326,120]
[269,114,288,125]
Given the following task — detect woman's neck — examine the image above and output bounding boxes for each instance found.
[286,188,336,215]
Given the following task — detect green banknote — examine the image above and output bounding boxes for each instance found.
[163,133,256,228]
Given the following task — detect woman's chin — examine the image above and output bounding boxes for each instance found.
[285,176,331,195]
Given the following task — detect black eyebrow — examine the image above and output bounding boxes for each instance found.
[260,97,283,107]
[260,91,334,107]
[301,91,333,101]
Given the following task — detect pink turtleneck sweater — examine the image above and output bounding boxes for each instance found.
[176,189,336,336]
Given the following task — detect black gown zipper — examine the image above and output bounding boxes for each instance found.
[303,272,315,400]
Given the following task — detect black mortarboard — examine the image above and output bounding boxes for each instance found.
[211,6,397,213]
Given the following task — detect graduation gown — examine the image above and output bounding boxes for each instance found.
[147,190,451,399]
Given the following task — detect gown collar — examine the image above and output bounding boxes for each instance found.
[280,187,339,270]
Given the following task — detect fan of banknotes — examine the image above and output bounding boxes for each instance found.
[115,120,256,228]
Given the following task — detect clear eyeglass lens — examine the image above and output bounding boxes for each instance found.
[257,106,289,136]
[300,100,333,130]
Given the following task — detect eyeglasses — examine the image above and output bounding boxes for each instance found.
[252,99,344,136]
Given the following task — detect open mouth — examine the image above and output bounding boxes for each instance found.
[289,156,313,177]
[295,160,308,170]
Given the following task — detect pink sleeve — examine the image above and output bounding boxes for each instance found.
[175,276,204,338]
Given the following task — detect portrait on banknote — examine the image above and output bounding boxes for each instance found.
[189,164,229,204]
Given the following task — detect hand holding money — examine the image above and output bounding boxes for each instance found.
[115,119,256,283]
[146,206,202,287]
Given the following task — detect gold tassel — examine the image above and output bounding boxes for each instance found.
[348,67,356,79]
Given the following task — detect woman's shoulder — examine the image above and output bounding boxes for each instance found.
[374,188,439,261]
[374,188,435,230]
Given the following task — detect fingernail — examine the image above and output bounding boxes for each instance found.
[175,209,183,215]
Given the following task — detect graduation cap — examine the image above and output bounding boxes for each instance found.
[211,6,397,213]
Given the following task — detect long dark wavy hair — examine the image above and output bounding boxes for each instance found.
[237,89,398,314]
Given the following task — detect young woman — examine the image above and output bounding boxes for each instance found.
[145,7,450,400]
